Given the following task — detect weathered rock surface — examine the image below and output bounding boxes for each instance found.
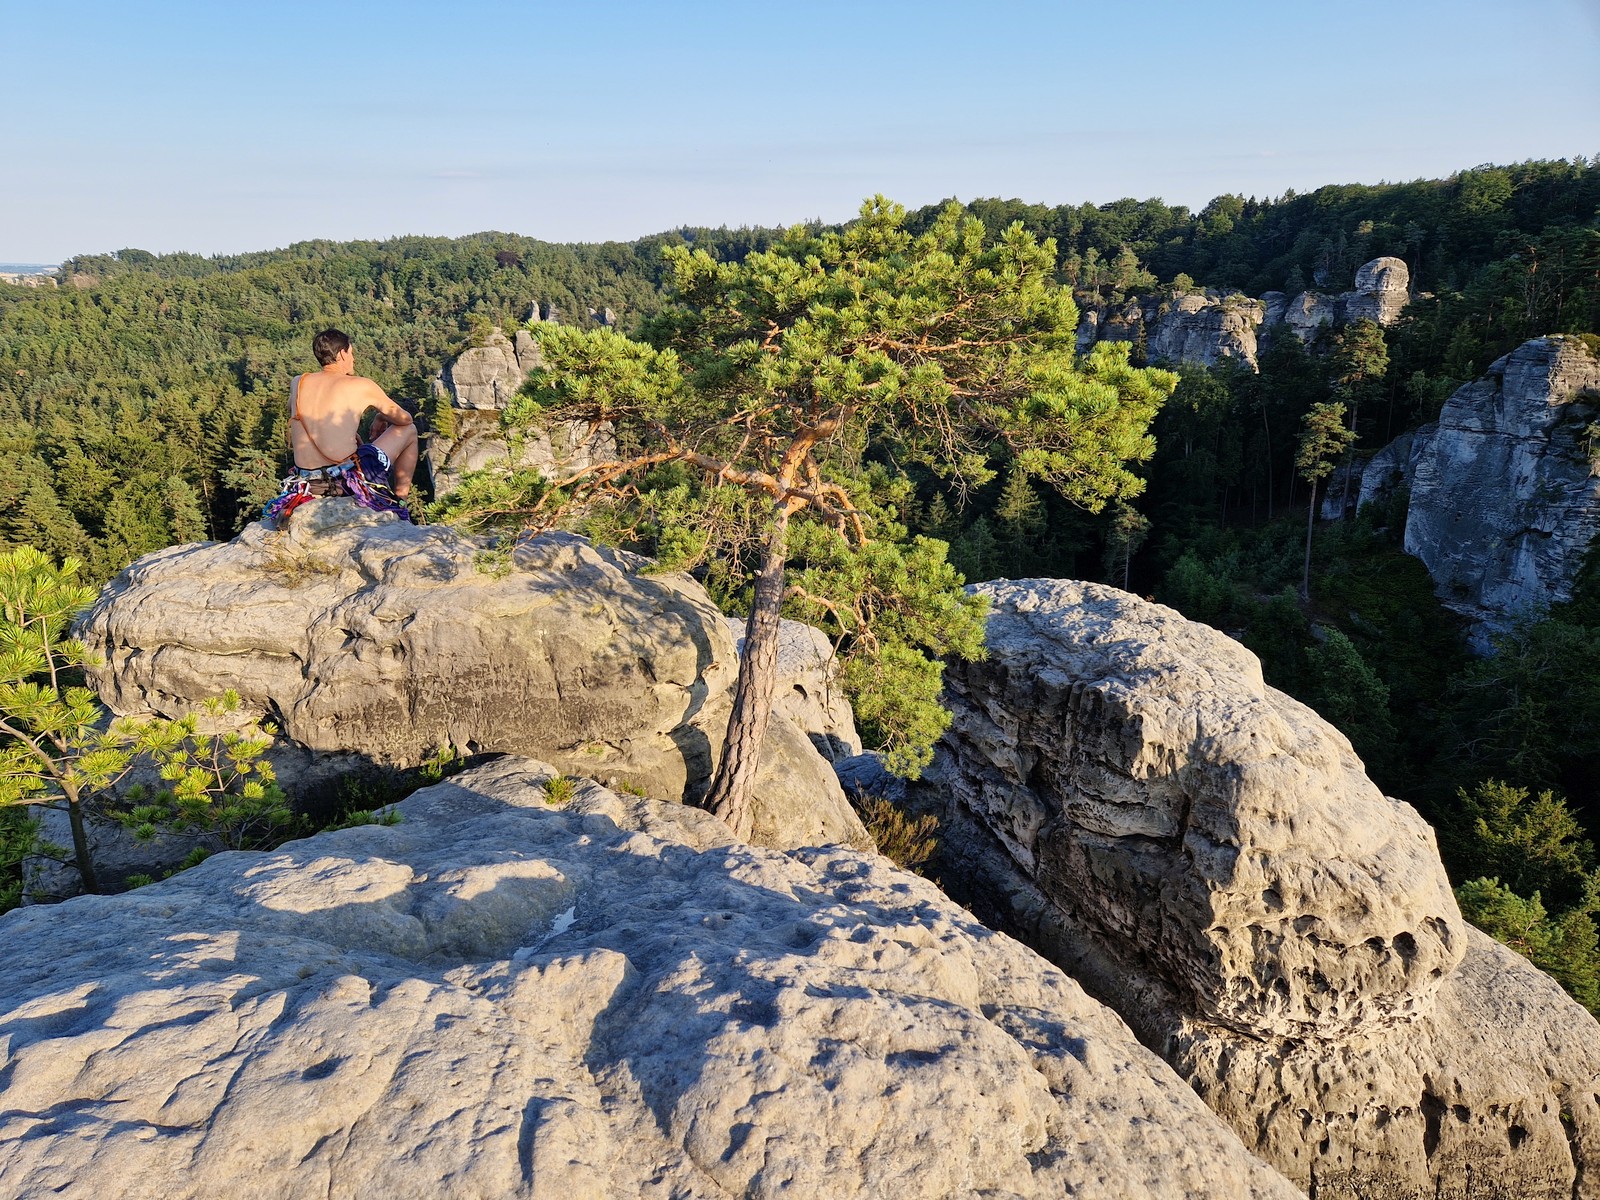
[727,616,861,762]
[1344,255,1411,326]
[1356,425,1434,516]
[1278,288,1341,343]
[426,330,615,496]
[1072,258,1411,370]
[1272,260,1410,345]
[428,410,615,497]
[1405,336,1600,644]
[76,504,867,854]
[435,329,542,411]
[0,758,1302,1200]
[1317,457,1367,520]
[924,579,1600,1198]
[1145,292,1265,369]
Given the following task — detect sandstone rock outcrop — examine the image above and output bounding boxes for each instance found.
[1071,258,1411,371]
[1405,335,1600,644]
[437,328,543,410]
[1344,255,1411,325]
[1275,259,1410,345]
[426,329,615,496]
[76,503,867,854]
[1076,291,1265,369]
[0,758,1302,1200]
[1278,288,1340,343]
[924,579,1600,1199]
[1145,291,1265,368]
[1356,425,1433,515]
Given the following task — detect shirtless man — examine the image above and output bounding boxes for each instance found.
[291,329,418,498]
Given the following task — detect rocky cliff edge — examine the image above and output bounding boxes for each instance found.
[923,579,1600,1199]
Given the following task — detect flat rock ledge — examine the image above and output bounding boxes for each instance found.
[0,759,1299,1200]
[928,579,1600,1200]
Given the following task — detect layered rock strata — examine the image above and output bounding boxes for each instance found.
[76,503,866,854]
[925,579,1600,1199]
[0,758,1302,1200]
[1405,335,1600,643]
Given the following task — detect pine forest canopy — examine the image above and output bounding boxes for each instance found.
[2,157,1594,585]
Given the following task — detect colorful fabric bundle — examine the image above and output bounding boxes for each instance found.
[261,443,412,530]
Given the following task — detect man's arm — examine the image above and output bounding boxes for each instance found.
[360,378,414,425]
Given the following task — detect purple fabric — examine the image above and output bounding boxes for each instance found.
[262,443,412,530]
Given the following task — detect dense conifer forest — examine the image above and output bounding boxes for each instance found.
[3,158,1599,1003]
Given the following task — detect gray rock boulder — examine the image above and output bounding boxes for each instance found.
[75,504,867,854]
[1145,292,1265,369]
[1404,336,1600,645]
[1074,306,1100,352]
[1280,289,1340,343]
[1344,255,1411,326]
[1317,458,1366,520]
[1074,258,1409,368]
[1266,259,1410,346]
[924,579,1600,1198]
[0,758,1302,1200]
[1355,426,1433,515]
[428,410,615,498]
[436,329,533,411]
[427,330,616,497]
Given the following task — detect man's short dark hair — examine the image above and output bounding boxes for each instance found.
[312,329,351,366]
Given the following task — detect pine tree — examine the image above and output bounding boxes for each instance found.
[0,546,118,891]
[1295,402,1356,600]
[445,199,1178,837]
[1102,501,1151,590]
[994,467,1046,577]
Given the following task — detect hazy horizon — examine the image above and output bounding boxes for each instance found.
[4,0,1598,263]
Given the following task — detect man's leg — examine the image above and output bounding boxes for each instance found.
[374,423,419,498]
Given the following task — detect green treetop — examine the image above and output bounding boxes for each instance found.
[1294,400,1356,600]
[441,198,1178,838]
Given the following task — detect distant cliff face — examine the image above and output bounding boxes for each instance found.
[1404,335,1600,643]
[1074,256,1411,371]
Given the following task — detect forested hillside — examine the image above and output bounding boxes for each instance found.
[3,159,1599,1002]
[0,227,781,579]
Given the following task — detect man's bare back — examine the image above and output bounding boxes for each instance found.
[292,334,418,498]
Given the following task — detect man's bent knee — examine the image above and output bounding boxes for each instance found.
[374,423,417,459]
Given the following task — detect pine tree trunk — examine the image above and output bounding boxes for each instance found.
[1338,400,1360,518]
[1262,409,1274,521]
[1301,480,1317,601]
[703,506,790,841]
[65,793,100,894]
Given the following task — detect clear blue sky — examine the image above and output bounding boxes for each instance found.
[2,0,1596,262]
